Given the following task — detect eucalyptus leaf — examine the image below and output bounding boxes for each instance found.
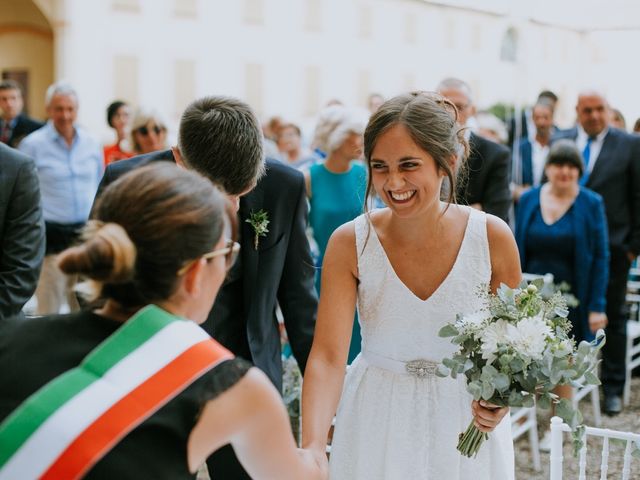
[521,394,535,408]
[439,324,459,337]
[584,371,601,385]
[467,381,482,400]
[481,381,495,400]
[537,394,552,410]
[556,398,575,424]
[442,358,457,369]
[494,373,510,391]
[435,364,450,378]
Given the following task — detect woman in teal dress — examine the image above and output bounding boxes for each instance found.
[306,106,367,363]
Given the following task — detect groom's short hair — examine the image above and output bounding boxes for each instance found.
[177,96,266,195]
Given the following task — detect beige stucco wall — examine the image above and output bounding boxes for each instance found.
[0,0,54,120]
[0,31,54,120]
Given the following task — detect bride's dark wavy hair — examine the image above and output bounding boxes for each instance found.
[363,91,469,210]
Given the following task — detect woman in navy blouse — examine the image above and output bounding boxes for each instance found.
[516,139,609,343]
[516,140,609,448]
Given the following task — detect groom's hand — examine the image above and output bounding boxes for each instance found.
[298,447,329,480]
[471,400,508,433]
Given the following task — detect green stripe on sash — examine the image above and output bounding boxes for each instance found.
[0,305,178,468]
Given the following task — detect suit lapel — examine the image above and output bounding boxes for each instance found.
[587,130,616,188]
[239,182,265,323]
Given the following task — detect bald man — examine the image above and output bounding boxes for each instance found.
[554,90,640,415]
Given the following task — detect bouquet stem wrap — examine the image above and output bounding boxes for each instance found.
[457,421,488,458]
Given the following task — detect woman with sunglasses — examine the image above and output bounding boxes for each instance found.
[130,108,168,155]
[0,164,326,480]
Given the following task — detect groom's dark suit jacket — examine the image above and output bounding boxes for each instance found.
[96,151,318,391]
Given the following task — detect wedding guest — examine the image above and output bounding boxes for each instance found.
[130,108,167,155]
[609,108,626,131]
[305,106,366,363]
[0,164,326,480]
[475,111,508,145]
[277,122,315,171]
[0,143,45,320]
[103,100,133,166]
[367,93,385,115]
[512,101,555,203]
[553,89,640,415]
[437,78,511,222]
[516,140,609,342]
[19,82,102,315]
[0,80,43,148]
[95,96,317,479]
[515,139,609,450]
[634,118,640,134]
[302,92,519,479]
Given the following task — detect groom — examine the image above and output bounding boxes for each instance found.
[95,96,318,478]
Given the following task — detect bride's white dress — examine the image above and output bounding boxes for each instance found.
[329,208,515,480]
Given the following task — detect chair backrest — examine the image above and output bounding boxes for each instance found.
[549,417,640,480]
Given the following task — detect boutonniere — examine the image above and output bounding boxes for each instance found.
[246,209,270,250]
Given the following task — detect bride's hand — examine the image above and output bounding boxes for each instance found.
[471,400,509,433]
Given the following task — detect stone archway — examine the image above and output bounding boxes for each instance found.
[0,0,54,119]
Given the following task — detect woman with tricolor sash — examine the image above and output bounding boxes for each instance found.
[0,164,326,480]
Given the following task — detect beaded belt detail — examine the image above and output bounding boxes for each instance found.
[405,359,438,378]
[361,351,438,378]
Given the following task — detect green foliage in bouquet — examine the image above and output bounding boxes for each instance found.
[437,279,605,458]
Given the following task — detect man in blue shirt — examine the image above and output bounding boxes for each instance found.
[19,82,102,315]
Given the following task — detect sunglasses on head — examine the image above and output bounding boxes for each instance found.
[177,240,240,276]
[136,124,163,136]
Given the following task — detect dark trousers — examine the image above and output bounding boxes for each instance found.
[207,444,251,479]
[601,246,631,397]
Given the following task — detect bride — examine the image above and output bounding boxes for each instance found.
[301,92,521,479]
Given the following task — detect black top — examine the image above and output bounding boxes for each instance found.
[0,311,251,479]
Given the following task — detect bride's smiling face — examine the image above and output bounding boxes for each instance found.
[370,123,445,217]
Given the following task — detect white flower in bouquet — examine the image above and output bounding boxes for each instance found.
[504,315,552,361]
[456,311,490,334]
[480,319,510,363]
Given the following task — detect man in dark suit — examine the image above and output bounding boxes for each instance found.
[96,96,317,478]
[0,143,45,319]
[0,80,43,148]
[437,78,511,221]
[554,90,640,415]
[508,90,559,153]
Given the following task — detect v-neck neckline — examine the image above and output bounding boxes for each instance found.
[368,209,473,303]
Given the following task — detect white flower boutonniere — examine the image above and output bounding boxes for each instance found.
[246,209,269,250]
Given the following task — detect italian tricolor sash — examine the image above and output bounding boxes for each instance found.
[0,305,233,480]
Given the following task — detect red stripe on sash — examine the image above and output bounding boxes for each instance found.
[41,339,232,480]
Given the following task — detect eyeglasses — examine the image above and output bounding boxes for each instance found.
[136,124,163,136]
[177,240,240,276]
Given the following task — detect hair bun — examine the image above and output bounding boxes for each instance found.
[58,221,136,283]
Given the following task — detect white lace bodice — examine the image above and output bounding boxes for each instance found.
[354,207,491,363]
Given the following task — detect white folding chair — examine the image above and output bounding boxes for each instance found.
[511,406,541,471]
[549,416,640,480]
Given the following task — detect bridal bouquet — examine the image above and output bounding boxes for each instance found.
[436,280,605,458]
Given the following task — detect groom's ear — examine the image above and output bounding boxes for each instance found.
[172,146,185,168]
